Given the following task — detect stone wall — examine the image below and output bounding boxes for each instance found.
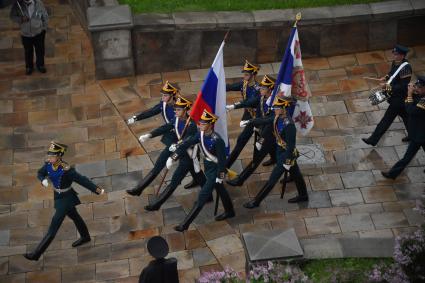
[68,0,118,33]
[133,0,425,74]
[69,0,425,78]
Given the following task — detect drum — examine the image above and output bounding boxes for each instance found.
[369,85,390,106]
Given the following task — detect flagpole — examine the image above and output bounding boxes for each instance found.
[294,12,302,27]
[223,30,230,43]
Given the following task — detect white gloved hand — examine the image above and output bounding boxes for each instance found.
[215,178,223,184]
[127,116,136,125]
[166,157,174,169]
[226,104,235,111]
[255,142,262,151]
[283,164,291,171]
[169,143,177,152]
[139,133,152,143]
[240,120,250,128]
[41,179,49,188]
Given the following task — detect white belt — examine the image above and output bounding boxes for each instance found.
[54,187,71,194]
[205,157,215,163]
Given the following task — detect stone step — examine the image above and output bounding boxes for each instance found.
[301,237,394,259]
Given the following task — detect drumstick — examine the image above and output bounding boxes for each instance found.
[363,77,382,81]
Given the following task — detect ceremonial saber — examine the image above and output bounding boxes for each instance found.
[214,186,219,216]
[280,170,288,199]
[155,168,168,196]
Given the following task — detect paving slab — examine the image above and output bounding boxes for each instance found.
[0,2,424,280]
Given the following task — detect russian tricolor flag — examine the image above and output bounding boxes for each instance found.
[190,41,229,152]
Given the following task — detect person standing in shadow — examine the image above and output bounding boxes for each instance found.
[139,236,179,283]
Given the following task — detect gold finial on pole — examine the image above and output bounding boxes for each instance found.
[294,12,302,27]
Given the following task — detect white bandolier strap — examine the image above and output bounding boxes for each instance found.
[174,117,181,140]
[200,131,218,163]
[388,62,410,84]
[190,144,201,173]
[162,102,170,123]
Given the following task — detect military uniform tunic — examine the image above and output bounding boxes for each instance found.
[176,131,229,207]
[226,81,262,168]
[36,162,100,252]
[387,97,425,177]
[134,100,176,146]
[255,115,307,201]
[368,59,412,144]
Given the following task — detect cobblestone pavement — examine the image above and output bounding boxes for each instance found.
[0,1,424,282]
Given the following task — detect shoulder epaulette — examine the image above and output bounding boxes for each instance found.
[61,161,71,171]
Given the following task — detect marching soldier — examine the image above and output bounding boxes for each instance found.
[24,142,104,261]
[126,82,198,195]
[227,75,276,186]
[244,97,308,209]
[382,76,425,179]
[144,95,207,211]
[166,110,235,232]
[127,95,204,197]
[225,60,264,168]
[362,44,412,146]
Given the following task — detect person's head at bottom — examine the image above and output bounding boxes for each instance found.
[147,236,169,260]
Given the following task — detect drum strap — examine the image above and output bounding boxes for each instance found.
[387,62,409,84]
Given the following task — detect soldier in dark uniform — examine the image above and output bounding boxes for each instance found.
[382,76,425,179]
[126,82,198,195]
[362,45,412,146]
[127,95,204,197]
[144,95,206,211]
[227,75,277,186]
[139,236,179,283]
[225,60,266,168]
[24,142,104,261]
[244,97,308,208]
[167,110,235,232]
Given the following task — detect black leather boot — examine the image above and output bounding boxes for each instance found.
[184,178,198,189]
[262,158,276,166]
[243,183,273,209]
[185,170,206,189]
[381,171,396,180]
[174,204,203,232]
[226,147,242,169]
[72,237,91,247]
[126,171,158,196]
[215,184,235,221]
[145,184,177,211]
[288,164,308,203]
[24,234,54,261]
[288,195,309,203]
[226,164,255,187]
[362,137,377,146]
